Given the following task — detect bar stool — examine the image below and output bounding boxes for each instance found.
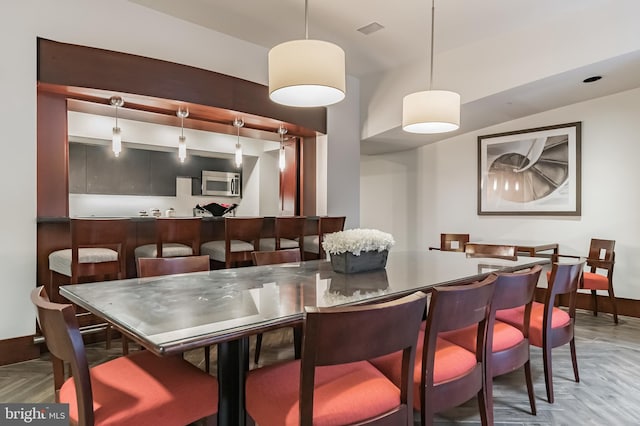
[259,216,306,258]
[134,217,201,260]
[201,217,264,268]
[302,216,346,260]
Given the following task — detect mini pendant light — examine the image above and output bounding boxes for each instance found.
[233,118,244,168]
[268,0,346,107]
[177,107,189,163]
[402,0,460,134]
[110,96,124,157]
[278,125,288,171]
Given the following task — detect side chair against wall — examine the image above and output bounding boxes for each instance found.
[134,217,201,259]
[465,243,517,260]
[245,292,427,426]
[302,216,346,260]
[48,218,129,348]
[497,261,584,403]
[428,233,470,252]
[259,216,306,258]
[251,249,302,365]
[371,275,497,426]
[441,265,542,423]
[31,286,218,426]
[128,255,212,370]
[550,239,617,324]
[201,217,264,269]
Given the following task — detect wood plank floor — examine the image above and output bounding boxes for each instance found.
[2,310,638,425]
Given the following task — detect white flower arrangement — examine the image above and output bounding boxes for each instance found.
[322,228,395,256]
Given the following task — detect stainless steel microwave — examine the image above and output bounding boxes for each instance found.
[201,171,241,197]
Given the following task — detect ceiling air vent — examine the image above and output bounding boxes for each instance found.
[357,22,385,35]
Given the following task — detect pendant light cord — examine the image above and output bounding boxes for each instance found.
[304,0,309,39]
[429,0,435,90]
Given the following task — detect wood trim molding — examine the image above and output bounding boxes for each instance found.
[0,335,40,366]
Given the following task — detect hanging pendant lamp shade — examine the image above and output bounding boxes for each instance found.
[402,90,460,133]
[269,39,345,107]
[402,0,460,134]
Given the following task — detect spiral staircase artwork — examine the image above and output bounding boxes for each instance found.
[487,135,569,204]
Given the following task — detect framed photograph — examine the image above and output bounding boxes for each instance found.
[477,122,581,216]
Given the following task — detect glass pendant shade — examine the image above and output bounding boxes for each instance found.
[269,39,346,107]
[178,135,187,163]
[235,143,243,168]
[112,127,122,157]
[402,90,460,134]
[279,146,286,171]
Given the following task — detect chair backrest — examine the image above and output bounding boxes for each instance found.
[318,216,346,258]
[275,216,306,252]
[544,261,585,321]
[422,275,496,390]
[587,238,615,273]
[70,218,129,269]
[465,243,517,260]
[300,292,427,424]
[225,217,264,246]
[137,255,210,278]
[31,286,95,425]
[492,265,542,311]
[252,249,301,266]
[155,217,202,257]
[440,233,470,252]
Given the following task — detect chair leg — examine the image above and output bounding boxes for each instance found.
[204,346,211,373]
[569,337,580,383]
[524,360,537,415]
[293,325,303,360]
[591,290,598,316]
[254,333,263,365]
[122,335,129,355]
[542,342,554,403]
[477,386,490,426]
[608,287,619,324]
[105,325,112,350]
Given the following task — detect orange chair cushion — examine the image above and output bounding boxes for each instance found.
[245,360,400,426]
[440,321,524,353]
[59,351,218,426]
[370,332,477,410]
[496,302,571,347]
[545,270,609,291]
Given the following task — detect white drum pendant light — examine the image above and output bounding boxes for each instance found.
[268,0,346,107]
[402,0,460,134]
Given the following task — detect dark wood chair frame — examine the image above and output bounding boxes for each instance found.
[553,238,617,324]
[152,217,202,257]
[221,217,264,268]
[31,286,217,426]
[465,243,517,261]
[247,292,427,426]
[429,233,470,252]
[420,275,496,426]
[251,249,302,365]
[304,216,346,259]
[273,216,307,257]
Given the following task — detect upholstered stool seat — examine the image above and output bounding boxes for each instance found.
[201,217,264,268]
[201,240,255,262]
[49,248,118,277]
[134,243,193,259]
[258,237,299,251]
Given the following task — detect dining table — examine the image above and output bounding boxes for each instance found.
[60,249,549,426]
[471,240,559,257]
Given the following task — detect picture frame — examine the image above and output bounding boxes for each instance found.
[477,122,581,216]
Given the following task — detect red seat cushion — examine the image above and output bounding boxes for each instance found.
[496,303,571,347]
[370,331,477,410]
[245,360,400,426]
[583,271,609,290]
[440,321,524,353]
[59,351,218,426]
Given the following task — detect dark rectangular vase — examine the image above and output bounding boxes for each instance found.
[330,250,389,274]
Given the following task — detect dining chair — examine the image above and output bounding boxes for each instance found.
[251,249,302,365]
[201,217,264,268]
[428,233,470,252]
[465,243,517,260]
[259,216,306,258]
[245,291,427,426]
[371,275,497,426]
[48,218,129,349]
[496,261,584,403]
[134,217,201,259]
[550,239,617,324]
[31,286,218,426]
[131,255,212,371]
[302,216,346,260]
[441,265,542,423]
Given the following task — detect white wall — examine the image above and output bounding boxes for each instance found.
[361,87,640,300]
[258,150,280,216]
[1,0,359,341]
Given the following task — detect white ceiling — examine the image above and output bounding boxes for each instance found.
[129,0,640,154]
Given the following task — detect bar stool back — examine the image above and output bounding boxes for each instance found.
[303,216,346,260]
[134,217,201,259]
[201,217,264,268]
[259,216,306,257]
